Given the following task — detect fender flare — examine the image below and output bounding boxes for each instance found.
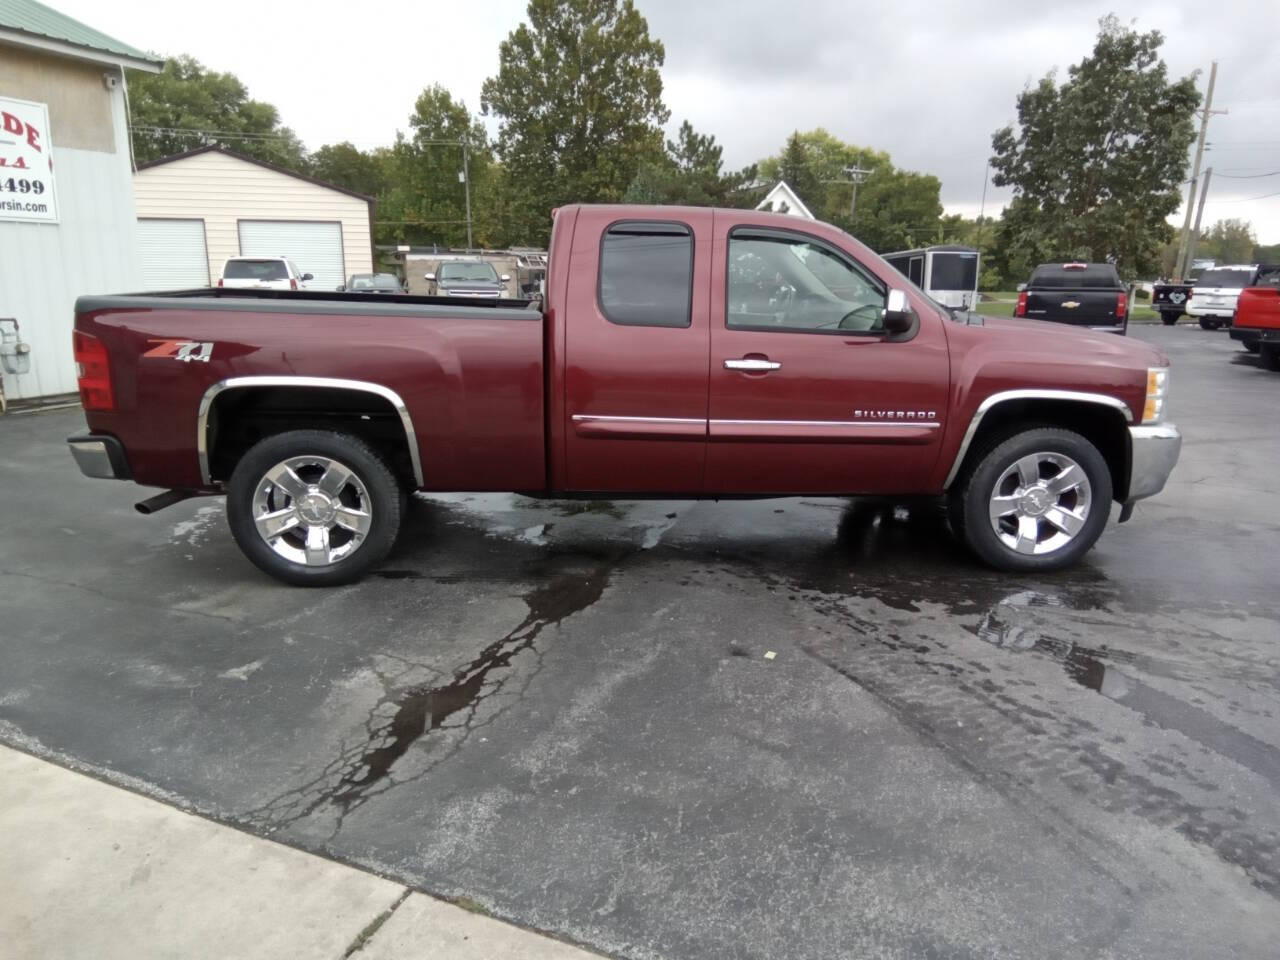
[197,376,424,488]
[942,389,1134,489]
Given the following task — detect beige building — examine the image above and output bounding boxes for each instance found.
[132,145,375,291]
[0,0,161,399]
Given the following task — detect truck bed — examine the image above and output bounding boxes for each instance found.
[73,289,547,493]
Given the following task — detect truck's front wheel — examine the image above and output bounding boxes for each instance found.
[226,430,404,586]
[1199,318,1223,331]
[951,428,1112,573]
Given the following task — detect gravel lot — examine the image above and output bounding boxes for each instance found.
[1,324,1277,959]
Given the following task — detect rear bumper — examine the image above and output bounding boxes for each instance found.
[1232,326,1280,343]
[67,434,131,480]
[1127,423,1181,503]
[1186,304,1234,318]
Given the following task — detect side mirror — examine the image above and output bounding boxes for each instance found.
[302,273,314,282]
[500,274,511,282]
[882,289,915,335]
[424,272,436,281]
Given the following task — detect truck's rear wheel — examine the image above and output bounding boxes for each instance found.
[1199,318,1222,331]
[1262,345,1280,372]
[951,428,1112,572]
[1161,312,1179,326]
[226,430,404,586]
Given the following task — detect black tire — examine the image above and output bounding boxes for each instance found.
[950,427,1113,573]
[1262,345,1280,372]
[1161,313,1179,326]
[1199,318,1222,331]
[1244,341,1261,354]
[226,430,405,586]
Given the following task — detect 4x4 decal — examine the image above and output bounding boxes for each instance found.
[143,340,214,363]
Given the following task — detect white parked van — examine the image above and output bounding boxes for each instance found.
[1187,265,1258,330]
[220,257,313,291]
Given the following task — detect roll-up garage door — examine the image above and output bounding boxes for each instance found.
[138,219,210,289]
[238,220,344,290]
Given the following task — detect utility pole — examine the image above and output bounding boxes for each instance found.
[1175,62,1224,280]
[844,165,871,220]
[459,140,473,251]
[1184,167,1213,272]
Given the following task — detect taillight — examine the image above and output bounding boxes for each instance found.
[290,278,298,290]
[217,277,223,287]
[73,331,114,411]
[1116,291,1128,318]
[1015,291,1028,317]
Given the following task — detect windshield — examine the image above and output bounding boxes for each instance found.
[350,274,400,290]
[224,259,287,281]
[1195,269,1254,289]
[439,262,499,283]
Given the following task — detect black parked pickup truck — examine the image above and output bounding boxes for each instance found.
[1015,262,1129,334]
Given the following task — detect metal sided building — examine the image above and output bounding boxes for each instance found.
[132,145,375,293]
[0,0,162,400]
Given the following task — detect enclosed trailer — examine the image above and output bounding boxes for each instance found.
[882,244,980,309]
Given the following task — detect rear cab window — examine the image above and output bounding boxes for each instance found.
[598,221,693,328]
[1029,264,1121,289]
[224,259,288,281]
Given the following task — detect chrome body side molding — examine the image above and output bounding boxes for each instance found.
[197,376,424,488]
[942,389,1134,489]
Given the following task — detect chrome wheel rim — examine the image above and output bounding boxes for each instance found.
[251,455,372,566]
[988,452,1092,556]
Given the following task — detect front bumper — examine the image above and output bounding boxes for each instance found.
[1127,423,1181,503]
[68,434,131,480]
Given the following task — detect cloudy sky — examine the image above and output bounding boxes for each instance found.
[59,0,1280,241]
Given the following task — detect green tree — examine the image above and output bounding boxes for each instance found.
[756,129,943,252]
[1254,241,1280,264]
[481,0,669,244]
[377,86,496,249]
[1196,218,1256,264]
[622,120,759,206]
[126,54,307,169]
[989,16,1200,276]
[309,142,388,197]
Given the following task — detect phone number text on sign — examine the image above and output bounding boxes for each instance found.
[0,96,58,223]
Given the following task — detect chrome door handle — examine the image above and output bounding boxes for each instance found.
[724,358,781,371]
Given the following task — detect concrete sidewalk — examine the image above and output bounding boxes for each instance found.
[0,745,600,959]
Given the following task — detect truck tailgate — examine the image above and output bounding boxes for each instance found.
[1025,288,1124,327]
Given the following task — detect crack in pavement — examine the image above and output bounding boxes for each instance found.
[239,561,615,838]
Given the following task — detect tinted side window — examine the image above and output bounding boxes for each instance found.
[599,222,693,328]
[727,233,886,334]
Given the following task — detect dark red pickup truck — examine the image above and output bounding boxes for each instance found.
[68,204,1182,585]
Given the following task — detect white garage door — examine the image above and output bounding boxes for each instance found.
[138,219,209,289]
[238,220,344,290]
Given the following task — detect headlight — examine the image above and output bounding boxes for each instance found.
[1142,367,1169,423]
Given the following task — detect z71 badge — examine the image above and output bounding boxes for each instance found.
[143,340,214,363]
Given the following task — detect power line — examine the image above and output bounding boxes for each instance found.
[1214,170,1280,179]
[1203,189,1280,203]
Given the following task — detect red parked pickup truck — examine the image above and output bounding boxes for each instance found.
[1231,285,1280,370]
[68,204,1182,585]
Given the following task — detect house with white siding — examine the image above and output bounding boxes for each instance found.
[0,0,162,400]
[132,145,375,292]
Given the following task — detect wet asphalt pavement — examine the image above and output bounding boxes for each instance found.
[1,324,1278,959]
